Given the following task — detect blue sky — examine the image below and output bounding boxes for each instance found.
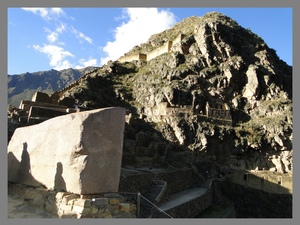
[7,7,292,75]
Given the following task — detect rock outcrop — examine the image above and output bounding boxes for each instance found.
[8,107,126,194]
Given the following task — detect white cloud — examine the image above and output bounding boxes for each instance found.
[75,58,98,69]
[71,26,93,44]
[45,22,66,43]
[22,7,65,21]
[56,23,66,33]
[47,32,59,43]
[51,8,64,15]
[57,60,74,71]
[100,8,177,65]
[33,44,74,70]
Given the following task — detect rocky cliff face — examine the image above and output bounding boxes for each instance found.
[39,12,293,175]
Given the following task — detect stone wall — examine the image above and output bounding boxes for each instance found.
[28,106,67,118]
[147,41,173,61]
[119,169,196,196]
[140,100,231,123]
[118,53,147,63]
[8,183,137,218]
[144,102,193,117]
[19,100,67,112]
[206,102,232,122]
[172,33,185,46]
[170,33,186,53]
[56,192,136,218]
[165,105,193,115]
[31,91,51,103]
[11,93,77,126]
[228,171,292,194]
[116,33,185,63]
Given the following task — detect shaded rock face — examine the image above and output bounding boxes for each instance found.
[8,107,126,194]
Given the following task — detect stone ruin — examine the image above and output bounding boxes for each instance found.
[8,91,79,125]
[141,100,232,125]
[117,33,185,63]
[8,68,100,126]
[8,107,126,194]
[205,102,232,123]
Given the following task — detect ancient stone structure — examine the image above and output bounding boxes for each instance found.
[8,183,137,218]
[228,170,292,195]
[147,41,173,61]
[8,90,83,126]
[9,68,100,125]
[31,91,51,103]
[8,107,126,194]
[28,106,67,118]
[205,102,232,122]
[117,33,185,63]
[144,102,193,117]
[118,53,147,63]
[142,100,232,125]
[19,99,67,113]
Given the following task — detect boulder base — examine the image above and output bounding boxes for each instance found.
[8,107,126,195]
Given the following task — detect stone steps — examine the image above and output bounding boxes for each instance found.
[139,180,167,218]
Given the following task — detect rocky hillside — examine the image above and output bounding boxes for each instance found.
[8,67,97,107]
[17,12,293,175]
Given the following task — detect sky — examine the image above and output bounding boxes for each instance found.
[7,7,292,75]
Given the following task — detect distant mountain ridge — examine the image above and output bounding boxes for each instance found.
[8,67,98,107]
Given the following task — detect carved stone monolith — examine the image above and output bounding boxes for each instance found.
[8,107,126,194]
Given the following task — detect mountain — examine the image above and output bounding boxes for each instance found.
[8,11,293,218]
[9,11,292,173]
[55,12,292,172]
[8,67,98,107]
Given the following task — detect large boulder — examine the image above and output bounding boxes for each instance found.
[8,107,126,195]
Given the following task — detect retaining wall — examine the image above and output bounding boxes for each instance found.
[147,41,173,61]
[19,100,67,112]
[56,192,136,218]
[228,171,292,194]
[118,54,147,63]
[31,91,52,103]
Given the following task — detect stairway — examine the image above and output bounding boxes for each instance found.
[139,180,167,218]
